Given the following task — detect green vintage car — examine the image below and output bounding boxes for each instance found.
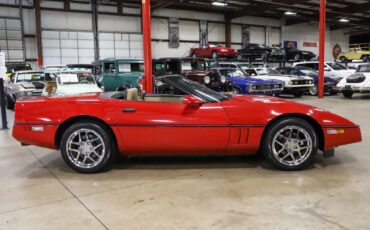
[92,58,144,92]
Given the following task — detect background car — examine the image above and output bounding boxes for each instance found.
[5,70,44,110]
[237,44,285,61]
[12,74,362,173]
[293,61,355,81]
[42,70,102,96]
[244,68,314,97]
[276,66,338,96]
[284,47,316,61]
[189,44,237,59]
[5,62,32,80]
[335,64,370,98]
[66,64,95,72]
[154,58,231,92]
[213,67,284,96]
[337,48,370,62]
[92,58,144,92]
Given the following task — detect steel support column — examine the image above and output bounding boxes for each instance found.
[318,0,326,99]
[225,15,232,48]
[92,0,99,61]
[34,0,42,66]
[142,0,153,93]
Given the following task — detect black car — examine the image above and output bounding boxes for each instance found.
[237,43,285,62]
[284,48,316,61]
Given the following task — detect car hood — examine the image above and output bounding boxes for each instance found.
[227,76,282,84]
[221,95,357,127]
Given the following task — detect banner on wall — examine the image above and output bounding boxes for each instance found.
[168,17,179,49]
[284,41,298,49]
[199,20,208,47]
[242,25,250,48]
[303,42,317,47]
[332,44,342,59]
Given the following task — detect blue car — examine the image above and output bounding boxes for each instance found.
[276,66,338,95]
[213,68,284,96]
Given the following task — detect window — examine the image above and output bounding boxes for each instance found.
[327,63,347,70]
[16,72,44,82]
[104,63,116,73]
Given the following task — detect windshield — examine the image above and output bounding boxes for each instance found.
[327,63,347,70]
[56,72,96,85]
[297,67,317,76]
[182,61,205,71]
[16,72,43,82]
[256,68,282,76]
[160,75,229,103]
[357,65,370,73]
[219,69,245,77]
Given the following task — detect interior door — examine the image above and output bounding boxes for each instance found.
[115,100,230,155]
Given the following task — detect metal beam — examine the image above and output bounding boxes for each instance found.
[318,0,326,99]
[91,0,99,60]
[142,0,153,93]
[34,0,42,66]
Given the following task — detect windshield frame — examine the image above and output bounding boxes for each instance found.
[15,72,44,83]
[55,72,97,86]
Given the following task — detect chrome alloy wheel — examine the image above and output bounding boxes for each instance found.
[271,125,313,167]
[66,128,106,169]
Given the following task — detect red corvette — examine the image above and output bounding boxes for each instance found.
[190,44,237,59]
[13,75,361,173]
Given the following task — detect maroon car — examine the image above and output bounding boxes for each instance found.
[189,44,237,59]
[153,58,231,92]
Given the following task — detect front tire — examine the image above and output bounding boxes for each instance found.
[60,122,115,173]
[293,90,304,98]
[262,118,318,170]
[343,91,353,98]
[308,86,318,96]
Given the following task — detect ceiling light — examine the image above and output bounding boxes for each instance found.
[284,11,297,16]
[212,2,228,7]
[339,18,349,23]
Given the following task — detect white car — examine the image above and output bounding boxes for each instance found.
[43,65,67,73]
[243,68,314,97]
[335,64,370,98]
[42,70,102,96]
[293,61,355,81]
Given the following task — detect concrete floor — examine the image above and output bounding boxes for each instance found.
[0,95,369,230]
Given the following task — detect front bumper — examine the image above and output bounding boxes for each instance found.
[323,126,362,151]
[335,86,370,93]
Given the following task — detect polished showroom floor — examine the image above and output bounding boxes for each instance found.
[0,95,369,230]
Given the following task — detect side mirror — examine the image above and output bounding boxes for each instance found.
[183,95,204,107]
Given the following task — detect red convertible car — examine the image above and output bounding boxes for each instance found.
[190,44,237,59]
[13,75,361,173]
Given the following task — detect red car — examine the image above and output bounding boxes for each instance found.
[13,75,361,173]
[190,44,237,59]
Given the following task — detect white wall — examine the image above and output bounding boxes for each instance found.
[282,23,349,61]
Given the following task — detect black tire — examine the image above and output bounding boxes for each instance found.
[308,86,318,96]
[60,122,116,173]
[212,51,219,59]
[329,90,337,96]
[6,95,15,110]
[293,90,304,98]
[343,91,353,98]
[261,118,319,171]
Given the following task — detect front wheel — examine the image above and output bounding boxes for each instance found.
[60,122,115,173]
[308,86,318,96]
[293,90,304,98]
[343,91,353,98]
[262,118,318,170]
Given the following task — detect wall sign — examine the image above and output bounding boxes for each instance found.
[199,20,208,47]
[284,41,298,49]
[332,44,342,59]
[168,17,179,49]
[242,25,250,48]
[303,42,317,47]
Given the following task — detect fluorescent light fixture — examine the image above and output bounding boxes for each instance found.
[339,18,349,23]
[212,2,228,7]
[284,11,297,16]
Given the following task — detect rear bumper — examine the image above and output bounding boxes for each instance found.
[12,124,58,149]
[323,126,362,151]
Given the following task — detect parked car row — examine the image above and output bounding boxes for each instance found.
[189,43,317,62]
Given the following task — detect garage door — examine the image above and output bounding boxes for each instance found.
[0,17,24,61]
[99,32,143,59]
[42,30,95,66]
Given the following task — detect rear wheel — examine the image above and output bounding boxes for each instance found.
[60,122,115,173]
[343,91,353,98]
[262,118,318,170]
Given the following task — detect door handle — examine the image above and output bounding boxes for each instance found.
[122,108,136,113]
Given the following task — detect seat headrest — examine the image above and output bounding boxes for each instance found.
[126,88,139,101]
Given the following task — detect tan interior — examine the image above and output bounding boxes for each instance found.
[44,81,57,96]
[126,88,139,101]
[144,95,184,103]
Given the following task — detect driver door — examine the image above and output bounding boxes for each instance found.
[115,99,230,155]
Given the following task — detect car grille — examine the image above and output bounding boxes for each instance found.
[252,84,283,91]
[292,80,311,85]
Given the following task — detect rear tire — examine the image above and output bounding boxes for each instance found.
[343,91,353,98]
[261,118,318,171]
[6,95,14,110]
[60,122,115,173]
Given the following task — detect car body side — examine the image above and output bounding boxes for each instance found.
[13,94,361,157]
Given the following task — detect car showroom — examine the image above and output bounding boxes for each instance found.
[0,0,369,229]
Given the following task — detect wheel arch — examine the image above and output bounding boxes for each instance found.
[261,113,325,151]
[55,115,118,150]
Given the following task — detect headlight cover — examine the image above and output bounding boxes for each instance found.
[220,75,226,83]
[204,76,211,84]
